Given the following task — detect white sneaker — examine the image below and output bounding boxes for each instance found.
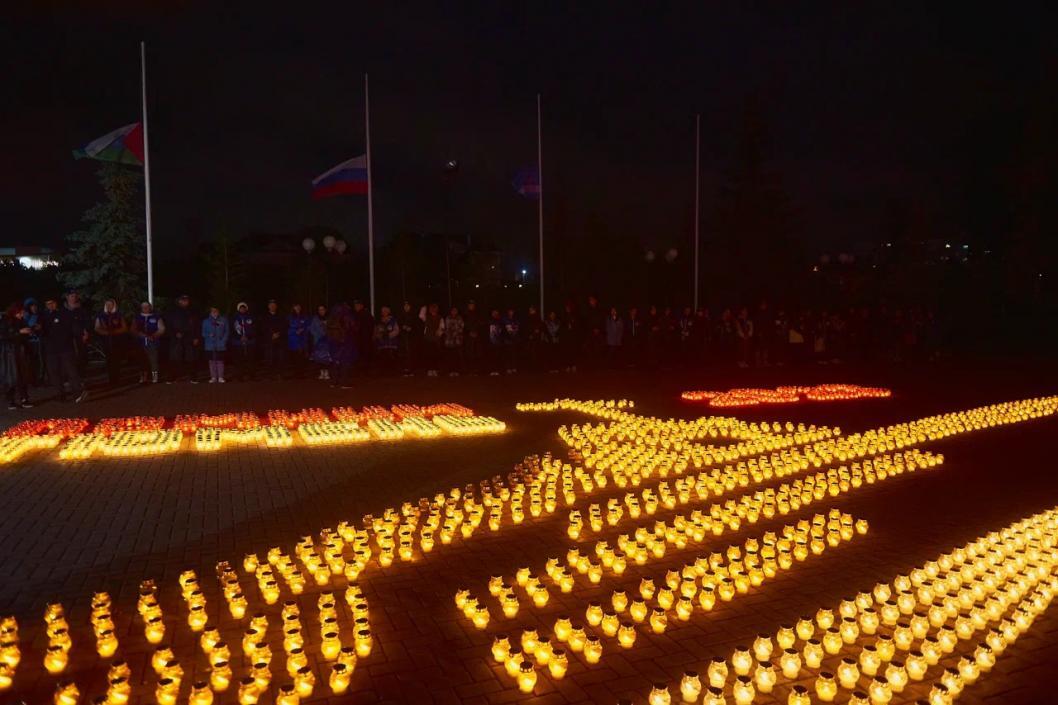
[208,378,216,383]
[218,377,226,383]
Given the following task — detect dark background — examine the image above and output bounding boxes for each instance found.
[2,2,1055,320]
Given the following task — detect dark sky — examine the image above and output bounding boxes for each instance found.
[2,2,1051,268]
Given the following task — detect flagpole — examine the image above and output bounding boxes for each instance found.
[693,113,700,311]
[140,41,154,304]
[365,73,376,315]
[537,93,544,314]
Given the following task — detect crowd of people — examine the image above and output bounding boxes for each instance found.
[0,291,943,409]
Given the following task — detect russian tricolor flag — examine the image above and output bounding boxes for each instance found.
[312,154,369,199]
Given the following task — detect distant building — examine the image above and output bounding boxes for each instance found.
[0,246,60,269]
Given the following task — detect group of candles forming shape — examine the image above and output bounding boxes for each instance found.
[3,396,1058,703]
[0,548,375,704]
[680,384,893,408]
[642,506,1058,705]
[0,403,504,463]
[465,510,867,694]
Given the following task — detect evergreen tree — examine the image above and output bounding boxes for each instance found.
[59,163,146,310]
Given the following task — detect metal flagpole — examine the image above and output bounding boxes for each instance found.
[693,113,700,311]
[365,73,376,315]
[140,41,154,304]
[537,93,544,314]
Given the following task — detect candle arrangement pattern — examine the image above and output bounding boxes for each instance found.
[657,506,1058,705]
[474,510,867,693]
[680,384,893,407]
[2,395,1057,704]
[1,403,504,464]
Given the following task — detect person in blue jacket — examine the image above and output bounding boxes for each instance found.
[287,303,310,375]
[232,302,256,380]
[201,306,229,383]
[131,301,165,384]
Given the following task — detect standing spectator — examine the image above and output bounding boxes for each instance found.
[42,294,88,402]
[421,303,444,377]
[502,307,520,374]
[660,306,678,368]
[444,306,465,372]
[560,302,581,372]
[1,303,33,409]
[65,291,92,377]
[463,300,484,374]
[232,302,257,380]
[523,305,544,371]
[544,310,561,372]
[585,295,605,367]
[352,300,375,376]
[23,298,43,385]
[647,305,662,368]
[678,306,694,366]
[131,302,164,383]
[736,306,754,368]
[788,312,808,365]
[94,298,128,387]
[692,307,711,365]
[773,308,791,366]
[397,301,419,376]
[286,303,310,375]
[717,308,737,364]
[373,305,399,374]
[309,304,331,380]
[260,299,286,378]
[201,306,229,383]
[753,301,774,367]
[443,306,464,375]
[626,306,644,367]
[166,294,200,383]
[327,303,356,388]
[487,309,505,375]
[605,306,624,366]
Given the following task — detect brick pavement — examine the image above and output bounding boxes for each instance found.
[1,361,1057,704]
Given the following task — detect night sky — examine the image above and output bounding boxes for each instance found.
[3,3,1051,268]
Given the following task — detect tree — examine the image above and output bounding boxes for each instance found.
[59,164,146,310]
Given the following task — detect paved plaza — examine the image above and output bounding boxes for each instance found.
[1,360,1057,704]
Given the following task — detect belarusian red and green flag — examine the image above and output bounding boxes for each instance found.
[73,122,144,165]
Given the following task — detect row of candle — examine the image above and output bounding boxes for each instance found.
[651,507,1057,705]
[569,439,937,538]
[4,412,505,463]
[2,400,490,440]
[470,511,866,696]
[4,403,479,442]
[5,399,1049,702]
[681,384,892,407]
[572,452,939,583]
[561,397,1053,491]
[2,569,375,703]
[0,433,62,463]
[549,397,1053,548]
[516,398,634,416]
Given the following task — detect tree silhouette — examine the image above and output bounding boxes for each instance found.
[59,163,146,309]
